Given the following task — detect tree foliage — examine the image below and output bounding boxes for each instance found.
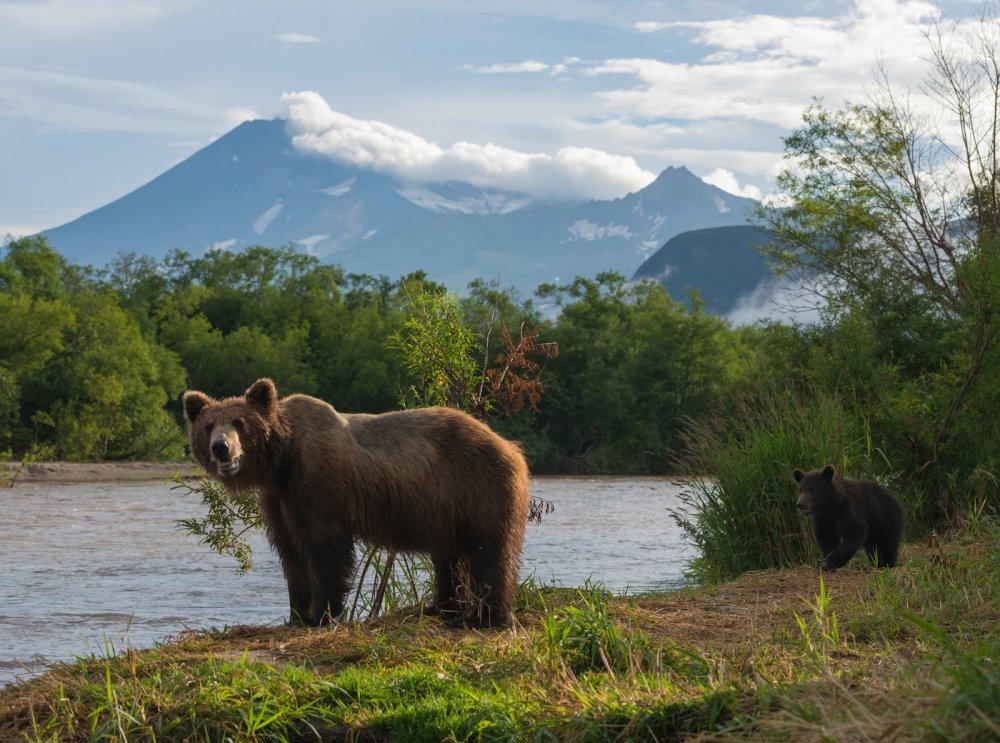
[531,273,748,472]
[755,9,1000,525]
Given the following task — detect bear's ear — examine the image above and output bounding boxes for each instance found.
[245,378,277,415]
[822,464,835,479]
[183,391,213,423]
[792,468,805,483]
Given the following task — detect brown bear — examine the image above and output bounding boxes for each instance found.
[792,465,905,570]
[183,378,530,628]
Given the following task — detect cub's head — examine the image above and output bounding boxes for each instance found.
[792,464,837,517]
[183,378,280,483]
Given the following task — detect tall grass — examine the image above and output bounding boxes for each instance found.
[671,382,879,582]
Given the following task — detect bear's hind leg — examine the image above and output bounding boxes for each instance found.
[876,532,900,568]
[425,552,467,620]
[466,544,515,628]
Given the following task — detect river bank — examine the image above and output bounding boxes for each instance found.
[0,523,996,741]
[1,461,199,485]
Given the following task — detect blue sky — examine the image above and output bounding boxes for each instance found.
[0,0,983,237]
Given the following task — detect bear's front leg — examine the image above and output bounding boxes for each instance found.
[260,495,313,625]
[823,539,863,570]
[284,565,313,626]
[823,521,868,570]
[304,527,356,627]
[812,519,840,560]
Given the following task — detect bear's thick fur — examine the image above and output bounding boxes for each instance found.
[183,378,530,628]
[792,465,905,570]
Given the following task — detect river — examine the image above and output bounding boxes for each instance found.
[0,476,693,687]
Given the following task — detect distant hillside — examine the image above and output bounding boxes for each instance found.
[41,119,759,296]
[631,225,777,314]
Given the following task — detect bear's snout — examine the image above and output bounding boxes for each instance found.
[208,426,244,476]
[796,499,812,516]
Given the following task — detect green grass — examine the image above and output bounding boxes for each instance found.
[2,520,997,742]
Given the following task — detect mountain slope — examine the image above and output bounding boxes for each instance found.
[631,225,777,313]
[42,119,759,296]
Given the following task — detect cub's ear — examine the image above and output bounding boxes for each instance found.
[822,464,836,479]
[245,378,277,414]
[792,468,805,483]
[183,391,213,423]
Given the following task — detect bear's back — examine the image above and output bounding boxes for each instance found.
[347,405,525,475]
[273,396,526,493]
[838,477,904,534]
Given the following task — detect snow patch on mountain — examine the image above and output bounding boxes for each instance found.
[396,186,533,215]
[565,219,633,242]
[253,200,285,234]
[713,195,730,214]
[318,178,355,197]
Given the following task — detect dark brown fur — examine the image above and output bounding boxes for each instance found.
[183,378,530,628]
[793,465,905,570]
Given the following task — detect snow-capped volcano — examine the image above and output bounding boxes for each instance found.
[42,118,759,295]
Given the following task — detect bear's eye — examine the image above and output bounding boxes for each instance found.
[233,418,245,430]
[203,423,213,434]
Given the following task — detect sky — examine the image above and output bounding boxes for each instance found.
[0,0,986,237]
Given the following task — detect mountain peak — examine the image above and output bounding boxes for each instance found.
[41,119,759,296]
[649,165,708,190]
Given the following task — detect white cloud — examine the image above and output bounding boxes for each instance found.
[701,168,763,200]
[282,90,656,201]
[225,106,261,128]
[0,0,179,36]
[727,278,823,326]
[464,60,550,74]
[0,204,91,236]
[1,222,45,238]
[633,21,669,34]
[595,1,942,129]
[274,32,322,44]
[0,66,245,134]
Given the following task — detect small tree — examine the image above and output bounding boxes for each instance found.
[759,7,1000,514]
[387,281,558,422]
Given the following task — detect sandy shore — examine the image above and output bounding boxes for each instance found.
[1,461,200,484]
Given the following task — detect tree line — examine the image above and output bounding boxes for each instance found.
[0,236,764,473]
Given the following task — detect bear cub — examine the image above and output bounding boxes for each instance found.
[183,378,530,628]
[792,465,905,570]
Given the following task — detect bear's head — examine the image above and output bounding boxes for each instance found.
[792,464,837,517]
[183,378,283,484]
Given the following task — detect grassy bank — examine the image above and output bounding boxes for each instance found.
[1,524,997,742]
